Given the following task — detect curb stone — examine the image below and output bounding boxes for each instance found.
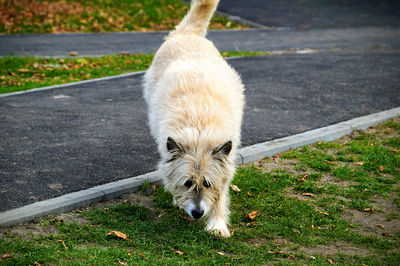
[1,107,399,226]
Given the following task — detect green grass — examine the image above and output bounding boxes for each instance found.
[1,121,399,265]
[0,51,270,94]
[1,0,247,34]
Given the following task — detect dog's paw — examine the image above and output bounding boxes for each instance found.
[206,219,230,238]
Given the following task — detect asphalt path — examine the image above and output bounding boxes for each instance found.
[1,50,400,212]
[219,0,400,30]
[1,27,399,57]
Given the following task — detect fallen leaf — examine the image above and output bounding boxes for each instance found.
[377,224,385,229]
[268,250,284,254]
[379,165,384,172]
[327,258,335,264]
[386,127,393,134]
[363,208,374,212]
[323,159,337,165]
[179,215,192,223]
[57,239,68,251]
[311,224,314,230]
[174,250,183,255]
[288,254,295,260]
[118,261,127,265]
[272,154,281,158]
[253,243,262,247]
[247,192,256,197]
[18,69,31,73]
[382,231,389,236]
[302,193,315,198]
[353,161,364,166]
[138,254,148,260]
[216,251,226,256]
[33,263,41,266]
[69,51,79,56]
[319,211,329,216]
[350,169,355,173]
[2,254,11,259]
[247,211,258,219]
[389,148,399,153]
[297,177,306,182]
[230,184,241,192]
[107,231,128,240]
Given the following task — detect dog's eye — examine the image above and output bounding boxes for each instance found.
[184,180,193,188]
[203,180,211,188]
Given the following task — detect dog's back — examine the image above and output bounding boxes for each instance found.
[144,0,244,154]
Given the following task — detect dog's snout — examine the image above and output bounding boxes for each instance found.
[191,208,204,219]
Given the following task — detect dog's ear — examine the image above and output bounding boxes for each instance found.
[212,140,232,157]
[167,137,182,152]
[166,137,184,162]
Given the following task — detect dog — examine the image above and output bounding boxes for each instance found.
[143,0,245,237]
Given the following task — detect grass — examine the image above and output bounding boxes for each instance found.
[0,0,247,34]
[1,119,399,265]
[0,51,270,94]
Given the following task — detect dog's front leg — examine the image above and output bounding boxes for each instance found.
[206,184,230,237]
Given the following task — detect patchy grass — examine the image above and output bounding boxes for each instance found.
[0,0,247,34]
[0,51,269,94]
[1,119,399,265]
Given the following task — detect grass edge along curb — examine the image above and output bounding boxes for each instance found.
[1,106,399,227]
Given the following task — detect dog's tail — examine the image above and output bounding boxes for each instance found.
[169,0,219,37]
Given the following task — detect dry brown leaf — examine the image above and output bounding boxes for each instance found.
[247,211,258,219]
[69,51,79,56]
[327,258,335,264]
[18,69,31,73]
[363,208,374,212]
[107,230,128,240]
[2,254,11,259]
[353,161,364,166]
[179,215,193,223]
[297,177,306,182]
[377,224,385,229]
[268,250,284,254]
[118,261,127,265]
[174,250,183,255]
[323,159,337,165]
[288,254,295,260]
[217,251,226,256]
[247,192,256,197]
[230,184,241,192]
[33,263,41,266]
[253,243,262,247]
[57,239,68,251]
[350,169,355,173]
[138,254,148,260]
[379,165,384,172]
[382,231,389,236]
[302,193,316,198]
[386,127,393,134]
[389,148,399,153]
[319,211,329,216]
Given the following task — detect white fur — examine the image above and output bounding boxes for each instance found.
[142,0,244,237]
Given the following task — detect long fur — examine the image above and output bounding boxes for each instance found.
[143,0,245,237]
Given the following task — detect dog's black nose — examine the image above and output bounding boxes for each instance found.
[191,209,204,219]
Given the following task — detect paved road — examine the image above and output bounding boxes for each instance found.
[1,50,400,212]
[1,27,399,58]
[1,0,400,213]
[219,0,400,30]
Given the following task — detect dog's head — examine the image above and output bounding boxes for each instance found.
[160,136,234,219]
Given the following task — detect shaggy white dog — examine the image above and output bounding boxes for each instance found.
[143,0,245,237]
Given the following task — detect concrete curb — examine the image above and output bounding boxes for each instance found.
[1,107,399,226]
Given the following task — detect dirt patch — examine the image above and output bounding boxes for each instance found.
[298,242,372,257]
[343,197,400,237]
[0,221,59,241]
